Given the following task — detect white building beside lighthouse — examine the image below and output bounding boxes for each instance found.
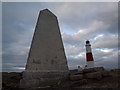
[85,40,94,68]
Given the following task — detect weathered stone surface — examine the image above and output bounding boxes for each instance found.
[101,70,110,77]
[26,9,68,71]
[20,9,69,88]
[22,71,68,79]
[85,72,102,80]
[70,71,83,76]
[93,67,104,72]
[20,79,40,88]
[69,75,83,81]
[83,67,105,73]
[70,79,87,86]
[83,68,94,73]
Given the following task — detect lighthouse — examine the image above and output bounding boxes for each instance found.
[85,40,94,68]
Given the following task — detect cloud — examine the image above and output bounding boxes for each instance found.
[2,54,27,72]
[67,48,118,70]
[2,2,118,71]
[93,34,118,49]
[54,2,118,33]
[62,20,107,45]
[95,51,118,69]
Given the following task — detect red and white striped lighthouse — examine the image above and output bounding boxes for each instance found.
[85,40,94,68]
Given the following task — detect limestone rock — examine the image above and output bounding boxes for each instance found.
[70,79,87,86]
[94,67,104,72]
[101,70,110,77]
[69,75,83,81]
[85,71,102,80]
[83,67,105,73]
[83,68,94,73]
[20,79,39,88]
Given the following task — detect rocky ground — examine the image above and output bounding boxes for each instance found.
[2,68,120,90]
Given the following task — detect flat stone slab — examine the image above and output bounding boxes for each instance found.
[83,67,104,73]
[94,67,104,72]
[69,75,83,81]
[20,79,40,88]
[85,71,102,80]
[70,79,87,87]
[83,68,94,73]
[20,71,69,88]
[101,70,110,77]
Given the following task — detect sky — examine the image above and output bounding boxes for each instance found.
[2,2,118,72]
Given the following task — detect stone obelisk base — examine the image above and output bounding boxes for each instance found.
[20,71,69,88]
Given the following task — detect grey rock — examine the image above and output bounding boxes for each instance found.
[85,71,102,80]
[83,68,94,73]
[70,79,87,86]
[69,75,83,81]
[94,67,104,72]
[101,70,110,77]
[83,67,105,73]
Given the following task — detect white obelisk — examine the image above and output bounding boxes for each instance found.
[20,9,69,88]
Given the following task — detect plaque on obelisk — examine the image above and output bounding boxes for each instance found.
[20,9,69,88]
